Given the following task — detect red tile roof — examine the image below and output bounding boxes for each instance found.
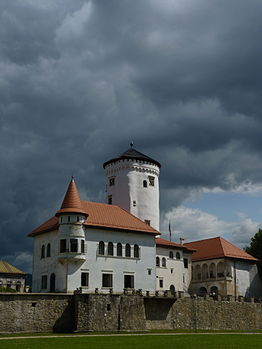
[56,178,86,216]
[156,238,196,252]
[184,237,258,262]
[29,201,159,237]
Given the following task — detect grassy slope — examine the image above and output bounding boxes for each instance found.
[0,334,262,349]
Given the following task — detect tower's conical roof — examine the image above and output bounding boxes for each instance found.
[103,146,161,168]
[56,178,87,216]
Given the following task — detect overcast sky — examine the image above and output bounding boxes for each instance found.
[1,0,262,272]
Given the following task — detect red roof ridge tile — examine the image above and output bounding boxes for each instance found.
[156,237,196,252]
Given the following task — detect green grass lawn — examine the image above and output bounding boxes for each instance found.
[0,334,262,349]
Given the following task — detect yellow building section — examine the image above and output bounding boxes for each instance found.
[0,260,25,274]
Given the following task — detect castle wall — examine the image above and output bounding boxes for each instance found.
[1,293,262,333]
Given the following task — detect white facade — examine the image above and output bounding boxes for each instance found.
[155,246,192,293]
[104,159,160,231]
[32,214,156,293]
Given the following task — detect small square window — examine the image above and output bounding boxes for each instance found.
[147,269,152,275]
[102,273,113,288]
[144,219,151,225]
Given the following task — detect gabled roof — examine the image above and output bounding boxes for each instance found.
[156,238,196,252]
[56,178,86,216]
[29,201,159,237]
[0,260,25,275]
[184,237,258,262]
[103,147,161,168]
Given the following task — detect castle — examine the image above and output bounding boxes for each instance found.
[28,146,261,298]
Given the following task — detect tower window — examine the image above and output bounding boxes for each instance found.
[108,195,112,205]
[60,239,67,253]
[81,240,85,253]
[133,200,136,207]
[143,180,148,188]
[70,239,78,252]
[109,177,115,186]
[156,256,160,267]
[148,176,155,186]
[144,219,151,225]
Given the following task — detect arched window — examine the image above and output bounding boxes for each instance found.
[134,244,139,258]
[117,243,122,256]
[41,245,45,259]
[169,251,174,259]
[162,257,166,267]
[99,241,105,255]
[198,287,207,297]
[209,263,216,278]
[46,243,51,257]
[125,243,131,257]
[176,252,181,260]
[108,242,114,256]
[143,180,147,188]
[156,256,160,267]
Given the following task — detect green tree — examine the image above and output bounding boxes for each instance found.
[244,229,262,279]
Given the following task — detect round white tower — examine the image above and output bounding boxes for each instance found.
[103,145,161,231]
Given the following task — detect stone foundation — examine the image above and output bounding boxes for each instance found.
[0,293,262,333]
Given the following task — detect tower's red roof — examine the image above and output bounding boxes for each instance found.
[184,237,258,262]
[56,178,86,216]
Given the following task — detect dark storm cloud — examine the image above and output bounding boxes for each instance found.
[1,0,262,271]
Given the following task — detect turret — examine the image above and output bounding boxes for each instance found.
[56,177,87,262]
[103,145,161,231]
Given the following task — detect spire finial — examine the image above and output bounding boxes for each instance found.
[130,141,134,148]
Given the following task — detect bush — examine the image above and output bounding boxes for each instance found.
[0,286,17,293]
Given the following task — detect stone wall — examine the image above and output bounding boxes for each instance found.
[0,293,74,333]
[1,293,262,333]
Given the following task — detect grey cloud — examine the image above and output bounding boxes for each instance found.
[1,0,262,271]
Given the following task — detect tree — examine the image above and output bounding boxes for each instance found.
[244,229,262,279]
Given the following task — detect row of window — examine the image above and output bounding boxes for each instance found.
[60,239,85,253]
[41,272,135,290]
[41,243,51,259]
[156,256,188,268]
[98,241,140,258]
[109,176,155,188]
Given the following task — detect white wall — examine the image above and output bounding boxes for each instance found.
[156,246,192,293]
[105,159,160,231]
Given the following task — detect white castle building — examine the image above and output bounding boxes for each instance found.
[29,146,261,297]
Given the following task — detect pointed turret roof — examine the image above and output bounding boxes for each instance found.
[103,146,161,168]
[56,178,87,216]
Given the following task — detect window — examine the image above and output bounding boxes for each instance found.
[125,243,131,257]
[77,216,80,222]
[148,269,152,275]
[60,239,66,253]
[81,240,85,253]
[162,257,166,267]
[81,272,89,287]
[183,274,185,283]
[143,180,147,188]
[176,252,181,260]
[68,216,70,223]
[70,239,78,252]
[108,242,114,256]
[184,258,188,268]
[134,244,139,258]
[156,256,160,267]
[99,241,105,255]
[102,273,113,288]
[124,275,134,288]
[133,200,136,207]
[46,243,51,257]
[171,268,173,274]
[159,279,163,288]
[41,245,45,259]
[169,251,174,259]
[144,219,151,225]
[108,195,112,205]
[41,275,47,289]
[117,243,122,256]
[148,176,155,186]
[109,177,115,186]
